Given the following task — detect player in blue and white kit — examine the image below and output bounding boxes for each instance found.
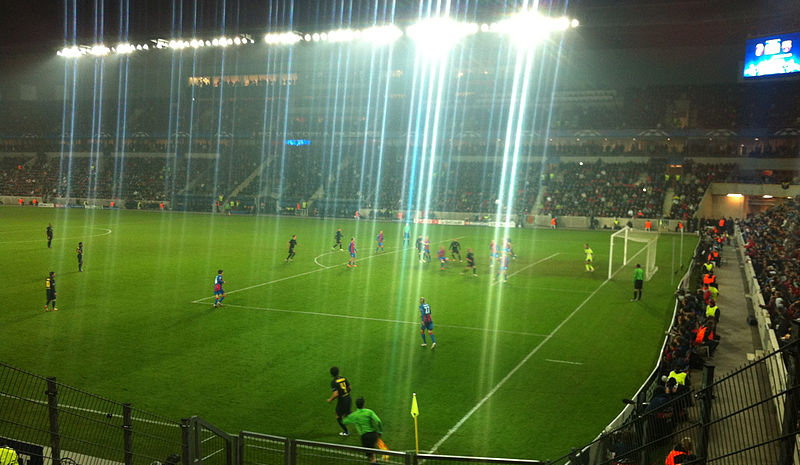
[375,230,385,253]
[213,269,225,308]
[418,297,437,349]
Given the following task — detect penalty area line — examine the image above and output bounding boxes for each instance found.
[490,252,560,286]
[428,277,612,454]
[429,240,651,454]
[545,359,584,366]
[189,302,547,338]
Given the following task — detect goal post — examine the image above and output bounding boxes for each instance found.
[608,226,659,281]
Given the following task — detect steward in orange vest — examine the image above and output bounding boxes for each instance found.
[665,438,695,465]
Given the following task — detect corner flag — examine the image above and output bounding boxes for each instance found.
[411,393,420,454]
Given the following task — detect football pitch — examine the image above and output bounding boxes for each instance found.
[1,207,697,460]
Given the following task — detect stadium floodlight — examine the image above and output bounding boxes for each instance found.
[264,32,302,45]
[325,29,355,43]
[312,33,321,42]
[115,43,136,54]
[233,37,242,45]
[57,46,84,58]
[571,18,580,28]
[304,34,312,41]
[490,10,576,46]
[89,44,110,56]
[360,25,402,45]
[406,17,478,56]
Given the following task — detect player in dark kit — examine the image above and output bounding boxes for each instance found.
[46,224,53,248]
[44,272,58,311]
[462,248,477,276]
[76,242,84,272]
[327,366,352,436]
[333,228,344,250]
[449,239,462,261]
[286,235,297,262]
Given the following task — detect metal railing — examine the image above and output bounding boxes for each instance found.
[0,364,184,465]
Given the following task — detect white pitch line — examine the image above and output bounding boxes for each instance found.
[0,392,177,428]
[313,251,338,269]
[545,359,584,366]
[429,244,650,454]
[0,228,113,244]
[193,237,462,303]
[190,302,548,337]
[490,252,560,286]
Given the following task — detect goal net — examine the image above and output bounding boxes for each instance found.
[608,226,659,281]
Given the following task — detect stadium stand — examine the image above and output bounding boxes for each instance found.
[740,198,800,342]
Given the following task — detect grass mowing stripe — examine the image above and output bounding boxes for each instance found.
[193,237,463,303]
[190,302,548,337]
[429,244,649,454]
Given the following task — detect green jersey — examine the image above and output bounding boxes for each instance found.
[342,408,382,435]
[633,268,644,281]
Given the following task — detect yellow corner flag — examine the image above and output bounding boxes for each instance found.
[411,393,420,454]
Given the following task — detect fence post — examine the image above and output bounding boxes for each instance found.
[122,403,133,465]
[698,363,715,460]
[45,377,62,465]
[181,418,192,465]
[779,326,800,465]
[237,433,244,465]
[284,438,295,465]
[227,435,237,465]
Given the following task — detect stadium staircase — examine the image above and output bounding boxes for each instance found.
[227,157,270,199]
[662,187,675,217]
[177,163,215,196]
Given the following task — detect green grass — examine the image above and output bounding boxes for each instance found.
[0,207,696,460]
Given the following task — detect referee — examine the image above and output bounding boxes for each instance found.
[342,397,383,464]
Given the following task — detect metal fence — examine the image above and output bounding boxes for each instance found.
[0,361,546,465]
[545,338,800,465]
[0,363,184,465]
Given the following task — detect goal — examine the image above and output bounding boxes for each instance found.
[608,226,659,280]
